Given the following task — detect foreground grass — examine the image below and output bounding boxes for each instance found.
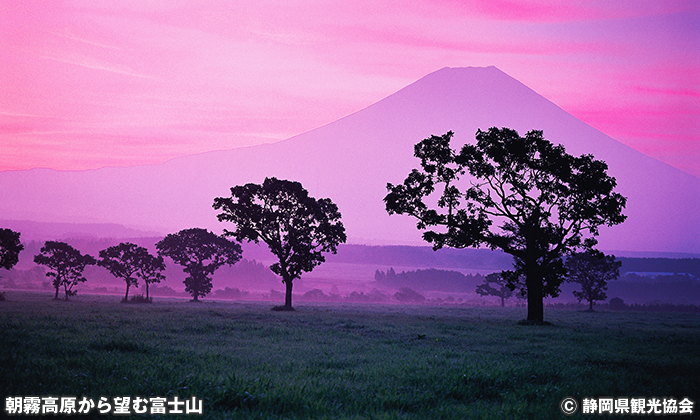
[1,292,699,419]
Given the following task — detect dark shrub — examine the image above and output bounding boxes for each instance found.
[122,294,152,304]
[609,297,626,310]
[394,287,426,303]
[271,305,295,312]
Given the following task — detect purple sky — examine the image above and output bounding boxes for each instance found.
[2,1,699,177]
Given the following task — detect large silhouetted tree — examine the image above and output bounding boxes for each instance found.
[156,228,242,301]
[476,272,513,307]
[0,228,24,270]
[98,243,165,302]
[34,241,96,300]
[213,177,346,310]
[385,128,626,323]
[565,250,621,311]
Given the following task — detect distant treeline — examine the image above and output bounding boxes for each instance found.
[374,267,484,293]
[617,258,700,277]
[328,245,514,270]
[607,273,700,305]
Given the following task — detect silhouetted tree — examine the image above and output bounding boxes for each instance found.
[565,250,621,311]
[0,228,23,270]
[213,177,346,310]
[385,128,626,323]
[156,228,242,301]
[137,251,166,300]
[98,243,165,302]
[98,243,142,302]
[476,272,513,307]
[34,241,96,300]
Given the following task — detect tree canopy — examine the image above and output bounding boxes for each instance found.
[156,228,242,301]
[98,242,165,302]
[34,241,96,300]
[565,250,621,311]
[0,228,23,270]
[475,272,514,307]
[136,251,166,300]
[384,127,627,322]
[213,177,346,309]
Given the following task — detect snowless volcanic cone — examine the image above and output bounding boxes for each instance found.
[1,67,698,253]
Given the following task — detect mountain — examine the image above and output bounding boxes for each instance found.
[0,220,160,241]
[1,66,698,253]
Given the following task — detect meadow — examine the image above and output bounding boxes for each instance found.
[1,292,699,419]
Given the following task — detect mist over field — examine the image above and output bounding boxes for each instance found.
[3,229,698,311]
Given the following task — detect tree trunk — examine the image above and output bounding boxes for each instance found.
[124,283,130,301]
[501,297,505,307]
[526,272,544,322]
[54,286,59,300]
[284,278,293,308]
[589,300,593,311]
[145,283,150,300]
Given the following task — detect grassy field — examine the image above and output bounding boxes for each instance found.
[1,292,699,419]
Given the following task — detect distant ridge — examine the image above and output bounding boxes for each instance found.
[0,220,161,241]
[1,66,698,253]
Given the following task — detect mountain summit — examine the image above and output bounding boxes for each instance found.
[1,67,698,253]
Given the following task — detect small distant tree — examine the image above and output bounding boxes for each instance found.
[98,243,142,302]
[565,250,621,311]
[98,243,165,302]
[213,177,346,310]
[0,228,24,270]
[156,228,242,301]
[136,251,166,300]
[34,241,96,300]
[475,272,513,307]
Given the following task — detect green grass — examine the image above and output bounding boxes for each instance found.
[1,292,699,419]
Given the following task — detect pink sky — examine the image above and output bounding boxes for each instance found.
[1,1,699,177]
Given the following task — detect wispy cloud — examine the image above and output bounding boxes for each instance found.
[37,52,155,80]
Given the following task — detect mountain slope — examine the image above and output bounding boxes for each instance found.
[1,66,698,252]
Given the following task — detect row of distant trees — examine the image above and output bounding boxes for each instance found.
[4,230,233,302]
[0,178,346,309]
[2,127,628,321]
